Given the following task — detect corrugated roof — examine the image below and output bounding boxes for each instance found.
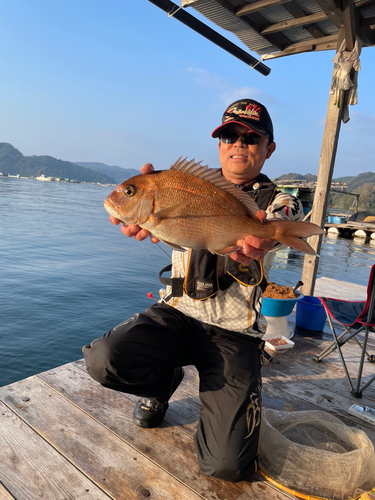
[181,0,375,59]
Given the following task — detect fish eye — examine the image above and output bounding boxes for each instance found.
[124,185,136,197]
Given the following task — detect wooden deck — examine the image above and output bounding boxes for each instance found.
[324,221,375,238]
[1,279,375,500]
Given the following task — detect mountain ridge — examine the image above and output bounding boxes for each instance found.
[0,143,116,184]
[73,161,139,184]
[1,143,374,210]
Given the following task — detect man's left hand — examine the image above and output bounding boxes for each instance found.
[230,210,274,265]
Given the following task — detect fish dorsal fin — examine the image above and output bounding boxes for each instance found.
[170,157,260,218]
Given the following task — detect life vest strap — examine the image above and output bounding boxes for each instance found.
[159,265,184,297]
[159,264,268,298]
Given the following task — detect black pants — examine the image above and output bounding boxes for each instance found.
[83,303,264,482]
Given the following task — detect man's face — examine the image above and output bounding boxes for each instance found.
[218,124,276,185]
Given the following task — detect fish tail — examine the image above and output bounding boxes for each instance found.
[272,220,324,255]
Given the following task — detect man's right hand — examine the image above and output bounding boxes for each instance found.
[109,163,160,244]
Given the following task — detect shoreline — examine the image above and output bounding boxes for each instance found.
[0,172,116,187]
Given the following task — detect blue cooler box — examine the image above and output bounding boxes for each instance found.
[296,296,326,331]
[327,216,346,223]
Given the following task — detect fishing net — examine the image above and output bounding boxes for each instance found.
[259,409,375,500]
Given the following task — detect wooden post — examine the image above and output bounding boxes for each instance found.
[301,29,349,296]
[301,96,343,296]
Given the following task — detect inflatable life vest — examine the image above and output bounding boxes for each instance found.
[159,174,278,300]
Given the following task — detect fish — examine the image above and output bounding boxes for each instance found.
[104,158,324,255]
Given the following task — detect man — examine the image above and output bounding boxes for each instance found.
[83,98,303,483]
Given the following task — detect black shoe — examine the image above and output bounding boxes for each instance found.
[132,367,184,428]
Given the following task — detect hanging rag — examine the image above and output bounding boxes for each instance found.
[330,36,361,123]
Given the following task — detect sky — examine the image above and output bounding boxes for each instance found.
[0,0,374,180]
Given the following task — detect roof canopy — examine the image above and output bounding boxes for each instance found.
[182,0,375,59]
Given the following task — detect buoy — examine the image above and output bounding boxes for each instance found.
[354,230,367,238]
[371,233,375,240]
[327,227,339,234]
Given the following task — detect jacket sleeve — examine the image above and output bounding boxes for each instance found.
[263,193,305,262]
[265,192,304,222]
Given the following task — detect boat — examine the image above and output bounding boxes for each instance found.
[35,174,53,181]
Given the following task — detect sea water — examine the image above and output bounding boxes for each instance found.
[1,176,374,386]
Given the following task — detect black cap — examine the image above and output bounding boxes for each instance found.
[212,98,274,143]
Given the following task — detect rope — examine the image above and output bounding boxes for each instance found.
[168,5,182,17]
[259,467,375,500]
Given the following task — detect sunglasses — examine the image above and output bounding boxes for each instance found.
[220,132,262,145]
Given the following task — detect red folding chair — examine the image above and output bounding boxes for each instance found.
[314,264,375,398]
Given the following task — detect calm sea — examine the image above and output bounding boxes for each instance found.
[1,176,375,387]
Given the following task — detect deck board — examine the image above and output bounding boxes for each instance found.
[0,400,111,500]
[1,277,375,500]
[37,363,290,500]
[0,377,204,500]
[0,483,15,500]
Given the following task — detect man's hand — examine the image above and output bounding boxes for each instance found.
[109,163,160,244]
[230,210,274,265]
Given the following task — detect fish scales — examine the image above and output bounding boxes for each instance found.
[149,171,253,249]
[104,158,324,255]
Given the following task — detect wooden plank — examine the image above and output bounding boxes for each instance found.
[342,0,356,50]
[314,276,367,300]
[314,0,345,29]
[38,363,293,500]
[0,401,111,500]
[0,377,203,500]
[278,33,338,48]
[74,359,201,438]
[260,11,328,35]
[264,336,375,394]
[356,0,375,8]
[261,34,338,59]
[314,0,375,44]
[236,0,294,16]
[282,2,326,38]
[264,336,375,405]
[261,41,337,59]
[0,483,15,500]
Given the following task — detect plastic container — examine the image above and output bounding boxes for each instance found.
[262,293,303,317]
[327,216,346,224]
[265,336,295,351]
[296,296,326,331]
[262,293,304,339]
[263,315,291,339]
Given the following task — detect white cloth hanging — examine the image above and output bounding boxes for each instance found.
[330,36,361,123]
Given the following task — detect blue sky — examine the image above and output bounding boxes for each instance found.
[0,0,374,179]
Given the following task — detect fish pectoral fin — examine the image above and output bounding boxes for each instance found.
[154,199,200,221]
[212,246,241,256]
[160,239,188,252]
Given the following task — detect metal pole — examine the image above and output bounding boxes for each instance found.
[148,0,271,76]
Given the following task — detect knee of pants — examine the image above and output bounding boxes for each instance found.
[83,337,116,386]
[196,443,258,483]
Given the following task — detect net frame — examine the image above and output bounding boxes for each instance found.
[259,409,375,500]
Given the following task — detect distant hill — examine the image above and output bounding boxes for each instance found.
[274,172,317,181]
[0,143,115,184]
[74,162,140,184]
[337,172,375,191]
